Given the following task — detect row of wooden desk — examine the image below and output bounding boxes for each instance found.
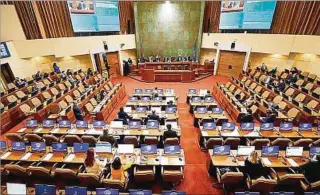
[141,69,196,83]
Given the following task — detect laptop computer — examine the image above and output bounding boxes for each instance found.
[199,89,208,96]
[151,107,161,114]
[123,107,132,113]
[162,191,186,195]
[35,184,56,195]
[154,96,162,102]
[213,145,231,155]
[52,143,67,152]
[165,106,177,114]
[212,107,223,114]
[6,183,27,195]
[110,121,124,129]
[136,106,147,113]
[76,120,88,128]
[26,120,38,128]
[42,120,54,128]
[141,144,157,155]
[261,146,279,157]
[192,96,201,102]
[129,97,138,102]
[188,89,197,94]
[260,123,274,131]
[58,120,71,128]
[12,142,26,151]
[128,121,142,129]
[93,121,106,129]
[65,186,87,195]
[96,188,119,195]
[146,120,159,129]
[141,96,151,102]
[310,147,320,158]
[0,141,6,150]
[95,143,112,153]
[134,89,143,94]
[286,146,303,157]
[237,146,255,156]
[203,122,216,130]
[164,145,181,154]
[145,89,153,94]
[129,190,152,195]
[31,142,46,152]
[73,143,89,153]
[299,123,313,131]
[222,122,236,131]
[279,123,293,131]
[204,96,214,103]
[118,144,134,154]
[196,107,207,114]
[241,123,254,131]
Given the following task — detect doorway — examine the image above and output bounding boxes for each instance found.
[106,52,121,78]
[217,51,246,78]
[1,63,15,86]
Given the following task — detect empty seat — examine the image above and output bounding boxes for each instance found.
[302,83,314,93]
[283,88,295,99]
[312,87,320,98]
[42,91,52,102]
[204,138,223,150]
[7,95,18,105]
[144,136,159,145]
[293,139,313,149]
[293,79,305,88]
[73,90,82,100]
[285,107,300,121]
[213,167,244,193]
[90,98,98,106]
[20,104,35,115]
[247,138,270,150]
[27,164,52,178]
[134,166,155,182]
[16,91,27,101]
[64,95,74,104]
[7,83,16,93]
[81,135,98,145]
[54,165,79,181]
[24,134,44,142]
[293,93,306,104]
[161,166,184,186]
[31,97,43,110]
[307,74,317,82]
[6,133,25,142]
[78,172,102,187]
[102,177,128,190]
[164,137,179,145]
[271,138,292,150]
[224,138,240,149]
[246,177,277,193]
[4,164,28,178]
[124,136,139,147]
[62,135,82,146]
[300,71,309,79]
[273,96,283,104]
[43,134,60,145]
[50,87,61,97]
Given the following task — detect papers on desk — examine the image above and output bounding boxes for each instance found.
[221,130,240,137]
[34,128,43,133]
[160,157,169,164]
[132,114,138,118]
[68,129,77,134]
[1,152,12,159]
[246,131,260,137]
[287,159,299,167]
[261,157,272,166]
[51,128,60,133]
[17,128,27,133]
[21,152,32,160]
[87,129,103,135]
[43,153,54,161]
[124,130,130,135]
[64,154,75,162]
[143,130,149,135]
[202,131,208,136]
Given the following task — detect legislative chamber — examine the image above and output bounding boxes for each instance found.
[0,1,319,195]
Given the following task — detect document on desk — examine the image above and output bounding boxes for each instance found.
[132,114,138,118]
[43,153,54,161]
[124,130,130,135]
[21,152,32,160]
[202,131,208,136]
[87,129,103,135]
[287,159,299,167]
[51,128,60,133]
[160,157,169,165]
[246,131,260,137]
[143,130,149,135]
[17,128,27,133]
[1,152,12,159]
[68,129,77,134]
[64,154,75,162]
[34,128,43,133]
[261,158,272,166]
[221,130,239,137]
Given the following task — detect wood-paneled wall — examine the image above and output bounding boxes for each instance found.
[203,1,320,35]
[119,1,135,34]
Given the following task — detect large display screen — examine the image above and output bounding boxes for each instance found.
[219,0,277,29]
[67,1,120,32]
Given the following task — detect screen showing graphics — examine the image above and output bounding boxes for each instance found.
[67,1,120,32]
[219,0,277,29]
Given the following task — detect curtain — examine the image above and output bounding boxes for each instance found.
[202,1,221,33]
[119,1,135,34]
[0,1,42,39]
[270,1,320,35]
[35,1,73,38]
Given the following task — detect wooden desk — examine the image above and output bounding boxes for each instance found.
[140,69,195,83]
[208,150,239,167]
[138,62,197,70]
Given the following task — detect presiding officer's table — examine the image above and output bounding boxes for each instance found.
[141,69,195,83]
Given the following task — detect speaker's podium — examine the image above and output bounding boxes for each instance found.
[138,62,198,83]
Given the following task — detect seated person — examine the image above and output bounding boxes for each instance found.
[259,109,276,123]
[286,73,298,84]
[243,97,255,108]
[99,129,117,147]
[235,94,244,104]
[299,154,320,183]
[258,63,268,72]
[66,69,73,76]
[277,79,286,91]
[245,151,267,179]
[147,110,160,122]
[84,148,105,175]
[240,109,254,123]
[14,77,26,88]
[163,124,178,141]
[166,100,175,108]
[118,107,132,121]
[267,67,277,76]
[111,157,134,182]
[290,67,299,75]
[87,68,93,77]
[35,71,43,81]
[53,63,61,74]
[205,91,212,98]
[73,102,84,121]
[264,75,272,85]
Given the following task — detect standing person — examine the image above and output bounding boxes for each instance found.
[53,63,61,74]
[123,60,130,76]
[118,107,132,121]
[87,68,93,77]
[84,148,106,175]
[73,102,84,121]
[163,124,178,141]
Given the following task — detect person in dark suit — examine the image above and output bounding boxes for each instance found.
[147,110,160,122]
[163,56,169,62]
[99,129,117,147]
[87,68,93,77]
[155,55,161,62]
[118,107,132,121]
[277,79,286,91]
[163,124,178,141]
[259,109,276,123]
[128,58,133,65]
[244,151,267,179]
[73,103,84,121]
[299,154,320,183]
[240,109,254,123]
[35,71,42,81]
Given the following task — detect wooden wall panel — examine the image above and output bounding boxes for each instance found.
[217,51,246,78]
[119,1,135,34]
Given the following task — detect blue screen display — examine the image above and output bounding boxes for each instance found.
[310,147,320,158]
[52,143,67,152]
[76,120,88,128]
[241,123,254,130]
[260,123,274,130]
[154,97,162,102]
[0,141,6,150]
[129,190,152,195]
[35,184,56,195]
[31,142,46,152]
[93,121,106,128]
[188,89,197,94]
[145,89,153,94]
[129,97,138,102]
[73,143,89,153]
[213,145,230,155]
[141,144,157,154]
[299,123,312,131]
[135,89,143,94]
[43,120,55,128]
[136,107,147,113]
[65,186,87,195]
[203,122,216,130]
[192,96,201,102]
[12,142,26,151]
[212,107,223,114]
[146,120,159,129]
[262,146,279,156]
[59,120,71,128]
[280,123,293,131]
[141,97,151,102]
[67,1,120,32]
[162,191,186,195]
[26,120,38,128]
[220,0,277,30]
[166,107,177,114]
[129,121,142,129]
[222,122,235,130]
[164,145,181,154]
[196,107,207,113]
[205,97,214,102]
[96,188,119,195]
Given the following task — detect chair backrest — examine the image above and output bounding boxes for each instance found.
[81,136,97,144]
[164,138,179,145]
[281,72,288,79]
[16,91,26,99]
[42,91,52,99]
[7,95,18,103]
[64,135,82,145]
[295,79,304,87]
[124,136,139,147]
[301,71,309,78]
[73,90,81,98]
[43,134,59,145]
[225,82,231,88]
[24,134,43,142]
[78,85,85,94]
[85,103,94,113]
[306,100,318,109]
[135,167,155,182]
[5,133,24,142]
[228,85,236,92]
[65,95,74,103]
[278,173,305,184]
[103,178,126,189]
[314,87,320,95]
[58,83,67,91]
[304,83,314,90]
[294,93,306,102]
[262,91,270,99]
[58,100,68,110]
[144,136,159,145]
[251,138,270,150]
[38,82,46,88]
[285,88,295,96]
[308,74,317,80]
[278,101,287,110]
[254,86,262,93]
[43,79,51,86]
[90,98,98,106]
[31,97,42,107]
[271,138,292,150]
[20,104,32,114]
[250,105,258,114]
[162,167,183,183]
[220,171,244,184]
[50,87,60,96]
[234,89,241,96]
[250,83,257,90]
[54,168,77,180]
[259,75,266,82]
[249,178,277,192]
[78,173,101,187]
[206,138,223,149]
[293,139,313,149]
[3,164,28,177]
[244,80,251,86]
[273,96,283,104]
[28,166,51,177]
[287,108,299,118]
[224,138,240,149]
[7,83,16,90]
[64,81,72,88]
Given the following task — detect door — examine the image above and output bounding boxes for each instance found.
[217,51,246,78]
[93,53,102,73]
[107,52,121,78]
[1,63,15,85]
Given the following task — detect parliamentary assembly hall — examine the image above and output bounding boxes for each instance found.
[0,0,319,194]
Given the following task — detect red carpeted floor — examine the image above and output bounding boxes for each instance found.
[3,75,231,194]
